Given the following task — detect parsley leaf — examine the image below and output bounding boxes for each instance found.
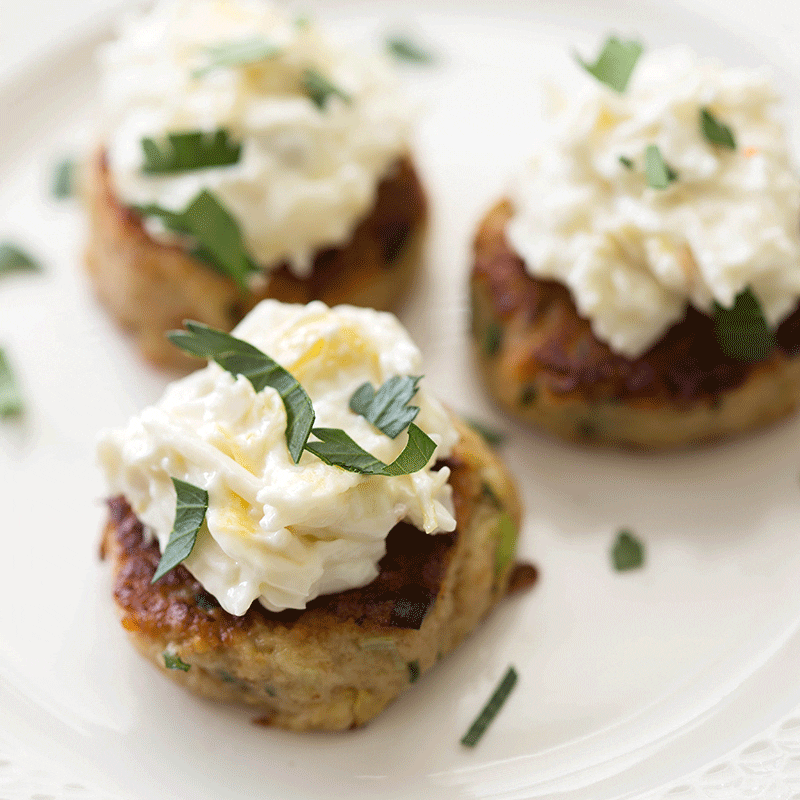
[304,423,436,476]
[163,652,191,671]
[700,107,736,150]
[141,130,242,174]
[0,348,23,418]
[407,660,421,683]
[302,68,351,109]
[52,158,76,199]
[151,478,208,583]
[386,35,435,64]
[466,418,505,447]
[644,144,678,189]
[193,38,281,78]
[0,243,39,276]
[349,375,422,438]
[460,666,518,747]
[576,37,643,93]
[135,190,257,290]
[713,288,775,361]
[611,529,644,571]
[619,155,634,170]
[168,321,315,463]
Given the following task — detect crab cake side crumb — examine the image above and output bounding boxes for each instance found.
[84,152,426,369]
[101,418,529,731]
[470,200,800,448]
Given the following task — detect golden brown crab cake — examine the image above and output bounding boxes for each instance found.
[101,418,531,731]
[84,152,426,370]
[470,200,800,449]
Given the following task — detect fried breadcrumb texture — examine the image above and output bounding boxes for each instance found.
[84,151,426,369]
[101,418,531,730]
[471,200,800,448]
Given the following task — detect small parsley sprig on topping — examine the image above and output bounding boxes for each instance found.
[0,243,39,276]
[700,107,736,150]
[151,478,208,583]
[305,424,436,476]
[141,130,242,174]
[0,348,23,418]
[576,36,643,93]
[193,38,281,78]
[134,191,257,291]
[713,288,775,361]
[168,321,437,475]
[460,666,518,747]
[302,68,351,109]
[611,529,644,571]
[168,321,315,463]
[644,144,678,189]
[350,375,422,438]
[386,35,435,65]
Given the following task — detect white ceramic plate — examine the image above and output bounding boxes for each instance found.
[4,1,800,797]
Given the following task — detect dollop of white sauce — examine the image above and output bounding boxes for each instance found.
[99,0,411,276]
[507,47,800,357]
[98,301,459,616]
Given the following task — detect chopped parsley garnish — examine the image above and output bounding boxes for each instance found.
[386,35,435,64]
[52,158,76,199]
[465,418,505,447]
[151,478,208,583]
[460,666,518,747]
[407,660,421,683]
[576,36,643,93]
[168,321,437,475]
[163,652,191,672]
[713,288,775,361]
[302,67,351,109]
[134,190,257,290]
[350,375,422,438]
[0,348,23,418]
[611,529,644,571]
[700,107,736,150]
[304,424,436,476]
[193,38,281,78]
[141,129,242,174]
[168,321,315,463]
[0,243,39,276]
[644,144,678,189]
[619,155,634,170]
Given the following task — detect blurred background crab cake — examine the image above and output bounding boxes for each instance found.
[97,301,526,730]
[86,0,426,367]
[471,41,800,448]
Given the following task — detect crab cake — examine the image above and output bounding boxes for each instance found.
[470,44,800,448]
[471,201,800,448]
[87,0,426,368]
[97,301,529,730]
[101,419,524,731]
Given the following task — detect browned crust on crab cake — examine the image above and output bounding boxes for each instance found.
[84,150,427,369]
[101,418,527,731]
[470,199,800,449]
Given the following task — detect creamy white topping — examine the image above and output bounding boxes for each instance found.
[98,301,459,615]
[507,47,800,357]
[99,0,410,276]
